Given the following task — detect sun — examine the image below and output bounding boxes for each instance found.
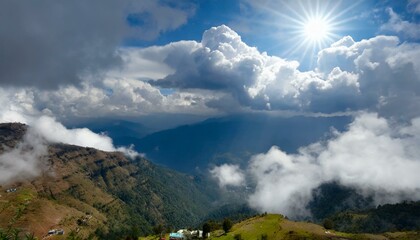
[253,0,358,68]
[299,14,335,48]
[303,17,331,42]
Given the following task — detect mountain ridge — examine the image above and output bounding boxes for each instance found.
[0,123,221,239]
[100,114,352,173]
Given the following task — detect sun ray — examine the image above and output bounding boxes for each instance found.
[239,0,364,69]
[281,0,363,68]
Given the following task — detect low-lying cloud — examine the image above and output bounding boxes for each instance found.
[210,164,245,187]
[0,107,140,185]
[211,112,420,218]
[0,128,47,185]
[33,116,115,151]
[32,115,140,158]
[0,88,140,157]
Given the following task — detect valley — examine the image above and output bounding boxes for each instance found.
[1,123,420,239]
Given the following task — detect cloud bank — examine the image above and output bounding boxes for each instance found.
[0,114,140,185]
[211,113,420,218]
[31,116,140,158]
[0,0,194,89]
[141,25,420,118]
[0,89,141,184]
[1,24,419,123]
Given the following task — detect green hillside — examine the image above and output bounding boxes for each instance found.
[0,123,221,239]
[209,214,420,240]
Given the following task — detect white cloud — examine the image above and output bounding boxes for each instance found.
[1,25,419,123]
[141,25,420,118]
[32,116,116,152]
[381,8,420,40]
[317,35,420,117]
[317,35,400,73]
[0,127,48,185]
[247,113,420,218]
[0,88,39,124]
[33,78,218,120]
[0,100,143,185]
[0,113,141,185]
[0,89,140,157]
[210,164,245,187]
[113,47,177,80]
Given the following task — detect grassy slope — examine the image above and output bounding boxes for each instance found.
[209,214,420,240]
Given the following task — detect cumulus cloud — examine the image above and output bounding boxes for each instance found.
[1,25,419,122]
[0,127,48,185]
[246,113,420,218]
[316,35,420,117]
[0,88,39,124]
[124,25,418,118]
[210,164,245,188]
[0,0,194,89]
[154,25,300,110]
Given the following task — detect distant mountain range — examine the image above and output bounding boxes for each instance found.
[84,114,352,173]
[74,119,153,139]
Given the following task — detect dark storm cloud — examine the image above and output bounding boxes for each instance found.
[0,0,194,89]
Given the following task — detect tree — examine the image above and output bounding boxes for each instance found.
[153,224,164,235]
[222,218,233,233]
[24,233,37,240]
[323,218,334,230]
[202,222,211,239]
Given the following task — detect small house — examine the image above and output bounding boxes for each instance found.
[169,232,184,240]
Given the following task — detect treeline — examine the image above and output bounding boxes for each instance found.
[201,203,258,223]
[324,201,420,233]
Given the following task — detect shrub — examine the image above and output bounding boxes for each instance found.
[323,219,334,230]
[223,218,233,233]
[234,233,242,240]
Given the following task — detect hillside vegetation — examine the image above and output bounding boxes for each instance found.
[0,123,220,239]
[327,201,420,234]
[210,214,420,240]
